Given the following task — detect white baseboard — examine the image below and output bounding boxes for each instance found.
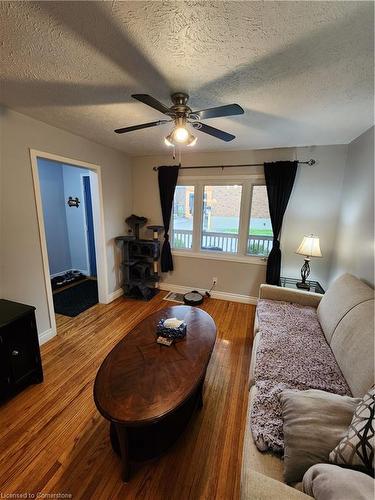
[106,288,123,303]
[159,282,257,305]
[38,328,56,345]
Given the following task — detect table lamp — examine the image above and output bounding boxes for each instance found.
[295,235,322,289]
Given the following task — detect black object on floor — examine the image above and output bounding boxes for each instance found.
[53,280,98,317]
[51,270,86,291]
[183,290,204,306]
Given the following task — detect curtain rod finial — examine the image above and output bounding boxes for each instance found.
[153,166,158,171]
[307,159,316,166]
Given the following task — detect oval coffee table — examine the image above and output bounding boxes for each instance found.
[93,305,217,481]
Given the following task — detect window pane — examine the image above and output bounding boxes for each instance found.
[201,185,242,253]
[171,186,194,249]
[247,185,273,256]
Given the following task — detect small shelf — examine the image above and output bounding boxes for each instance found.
[115,235,136,242]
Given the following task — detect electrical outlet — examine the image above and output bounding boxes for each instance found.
[212,277,218,286]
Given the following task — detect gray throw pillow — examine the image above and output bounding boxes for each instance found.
[280,389,360,484]
[329,386,374,472]
[302,463,374,500]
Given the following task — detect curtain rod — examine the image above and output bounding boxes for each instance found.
[152,159,316,171]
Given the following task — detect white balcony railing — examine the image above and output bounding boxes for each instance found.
[172,229,193,249]
[201,231,238,252]
[172,229,273,257]
[247,235,273,256]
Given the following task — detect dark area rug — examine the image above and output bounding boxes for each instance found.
[53,280,98,317]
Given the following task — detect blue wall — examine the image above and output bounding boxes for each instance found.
[38,159,72,275]
[38,159,92,277]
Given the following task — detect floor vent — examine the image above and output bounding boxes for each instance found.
[163,291,185,304]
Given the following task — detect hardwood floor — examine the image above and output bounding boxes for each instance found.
[0,292,255,500]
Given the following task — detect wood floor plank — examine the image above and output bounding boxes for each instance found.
[0,292,254,499]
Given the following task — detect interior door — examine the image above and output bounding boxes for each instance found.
[83,175,97,277]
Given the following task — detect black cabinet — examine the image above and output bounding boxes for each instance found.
[0,299,43,402]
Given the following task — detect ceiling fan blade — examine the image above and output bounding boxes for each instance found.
[114,120,169,134]
[192,122,235,142]
[131,94,171,115]
[192,104,244,120]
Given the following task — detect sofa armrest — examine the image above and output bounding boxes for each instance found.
[241,471,311,500]
[259,284,322,308]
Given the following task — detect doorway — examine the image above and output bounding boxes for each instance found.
[30,150,108,338]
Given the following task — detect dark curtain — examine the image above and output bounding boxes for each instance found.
[158,165,180,272]
[264,161,298,285]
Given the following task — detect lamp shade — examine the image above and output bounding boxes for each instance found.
[296,235,322,257]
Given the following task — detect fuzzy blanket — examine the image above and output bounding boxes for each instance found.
[251,299,351,454]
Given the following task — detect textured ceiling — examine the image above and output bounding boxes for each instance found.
[0,1,373,156]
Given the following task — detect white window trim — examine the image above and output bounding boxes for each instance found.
[171,174,270,264]
[172,250,267,266]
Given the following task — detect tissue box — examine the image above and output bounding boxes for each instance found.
[156,319,187,340]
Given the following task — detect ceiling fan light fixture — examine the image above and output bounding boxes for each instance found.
[186,134,197,147]
[171,117,189,143]
[173,126,189,143]
[164,135,174,147]
[164,130,196,147]
[165,117,197,147]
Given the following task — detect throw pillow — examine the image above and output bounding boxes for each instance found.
[280,389,360,484]
[329,385,374,472]
[302,463,374,500]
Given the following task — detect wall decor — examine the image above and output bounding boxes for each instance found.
[67,196,80,208]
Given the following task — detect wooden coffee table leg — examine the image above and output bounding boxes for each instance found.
[114,423,130,482]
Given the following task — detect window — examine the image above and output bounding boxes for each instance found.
[201,185,242,253]
[170,178,271,262]
[171,185,194,249]
[247,185,273,256]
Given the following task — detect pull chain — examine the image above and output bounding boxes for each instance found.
[170,146,183,165]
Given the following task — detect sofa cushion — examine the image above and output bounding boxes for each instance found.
[248,332,261,389]
[241,470,311,500]
[254,310,259,335]
[330,299,374,397]
[280,389,360,484]
[317,273,374,344]
[242,386,284,482]
[302,464,374,500]
[329,386,374,472]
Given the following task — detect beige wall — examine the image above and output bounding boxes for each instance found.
[131,144,348,296]
[330,126,374,287]
[0,107,132,336]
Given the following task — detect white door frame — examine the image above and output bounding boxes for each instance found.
[79,172,93,277]
[29,149,109,338]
